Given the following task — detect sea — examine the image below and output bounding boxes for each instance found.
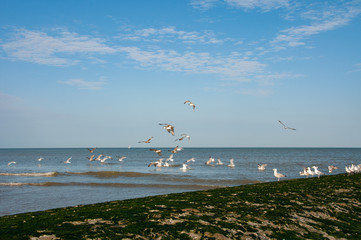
[0,147,360,216]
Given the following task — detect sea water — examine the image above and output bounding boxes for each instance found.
[0,147,360,216]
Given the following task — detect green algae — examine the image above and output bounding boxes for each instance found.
[1,173,361,239]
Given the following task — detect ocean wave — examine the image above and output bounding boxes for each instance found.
[67,171,182,178]
[0,172,58,177]
[0,181,223,190]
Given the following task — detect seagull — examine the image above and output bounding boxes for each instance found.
[159,123,175,136]
[258,164,267,171]
[328,165,338,173]
[117,156,127,162]
[273,168,286,181]
[37,157,44,162]
[87,155,95,161]
[138,137,153,144]
[184,100,196,110]
[216,158,224,165]
[166,154,174,162]
[8,161,16,166]
[306,167,314,177]
[100,156,110,163]
[64,157,72,164]
[148,158,164,167]
[95,154,103,161]
[87,147,97,153]
[181,133,190,141]
[180,163,190,171]
[205,157,215,166]
[150,148,162,156]
[185,157,196,163]
[278,120,296,130]
[299,167,308,177]
[170,146,183,154]
[228,158,235,168]
[312,166,324,178]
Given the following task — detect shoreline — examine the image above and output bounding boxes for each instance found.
[1,173,360,239]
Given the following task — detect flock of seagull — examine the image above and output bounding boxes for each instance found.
[5,100,361,182]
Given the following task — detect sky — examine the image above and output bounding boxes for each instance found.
[0,0,361,148]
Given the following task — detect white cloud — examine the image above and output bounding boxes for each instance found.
[236,88,273,96]
[119,26,223,44]
[190,0,219,10]
[2,28,117,66]
[58,77,107,90]
[224,0,289,11]
[119,46,265,81]
[272,3,361,48]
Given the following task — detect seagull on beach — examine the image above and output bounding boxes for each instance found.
[8,161,16,166]
[299,167,308,177]
[138,137,153,144]
[149,148,162,156]
[306,167,314,177]
[64,157,72,164]
[273,168,286,181]
[228,158,235,168]
[184,100,196,110]
[258,164,267,171]
[328,165,338,173]
[159,123,175,136]
[278,120,296,130]
[117,156,127,162]
[312,166,324,178]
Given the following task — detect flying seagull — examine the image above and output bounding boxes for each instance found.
[64,157,72,164]
[228,158,235,168]
[138,137,153,144]
[184,100,196,110]
[8,161,16,166]
[87,155,95,161]
[150,148,162,156]
[87,147,97,153]
[278,120,296,130]
[117,156,127,162]
[258,164,267,171]
[159,123,175,136]
[37,157,44,162]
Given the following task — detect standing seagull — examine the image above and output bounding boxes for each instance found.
[184,100,196,110]
[273,169,286,181]
[278,120,296,130]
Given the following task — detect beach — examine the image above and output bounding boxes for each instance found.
[1,172,360,239]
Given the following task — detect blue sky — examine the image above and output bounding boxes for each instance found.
[1,0,360,148]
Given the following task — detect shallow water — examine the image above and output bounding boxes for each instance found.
[0,147,360,216]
